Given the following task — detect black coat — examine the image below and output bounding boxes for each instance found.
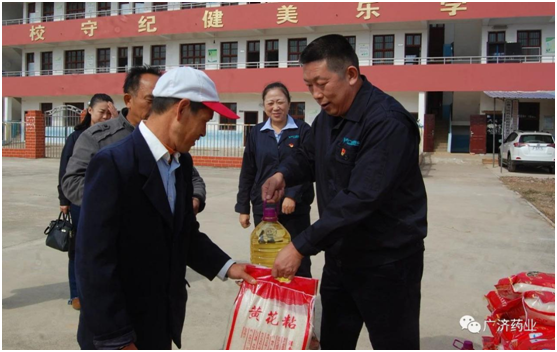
[236,118,315,217]
[76,128,230,349]
[278,77,427,268]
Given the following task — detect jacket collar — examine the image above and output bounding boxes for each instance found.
[341,75,373,123]
[132,128,174,231]
[116,108,135,131]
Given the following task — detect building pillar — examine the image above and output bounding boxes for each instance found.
[24,110,45,158]
[3,97,12,122]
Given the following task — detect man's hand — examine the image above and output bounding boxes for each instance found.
[271,242,303,281]
[107,102,119,119]
[60,205,70,215]
[192,197,200,215]
[227,263,256,284]
[239,214,251,228]
[281,197,296,215]
[261,173,285,203]
[121,343,138,350]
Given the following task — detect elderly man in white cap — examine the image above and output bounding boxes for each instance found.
[75,67,255,350]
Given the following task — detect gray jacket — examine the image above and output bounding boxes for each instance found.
[61,109,207,209]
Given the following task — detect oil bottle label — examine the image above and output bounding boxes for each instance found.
[258,227,278,244]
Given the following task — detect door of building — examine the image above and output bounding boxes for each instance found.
[470,115,487,154]
[423,114,435,152]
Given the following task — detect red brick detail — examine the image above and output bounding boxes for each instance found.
[192,156,243,168]
[2,111,45,159]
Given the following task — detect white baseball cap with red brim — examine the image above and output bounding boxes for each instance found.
[152,66,239,119]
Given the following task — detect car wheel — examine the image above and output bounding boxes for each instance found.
[507,154,516,172]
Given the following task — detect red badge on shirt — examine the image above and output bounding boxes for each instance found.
[341,148,346,156]
[289,143,294,148]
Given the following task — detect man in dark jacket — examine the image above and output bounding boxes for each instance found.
[76,67,255,350]
[262,35,427,350]
[62,65,207,213]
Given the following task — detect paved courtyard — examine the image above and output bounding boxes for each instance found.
[2,156,554,350]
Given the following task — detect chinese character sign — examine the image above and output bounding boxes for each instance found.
[202,9,224,29]
[81,20,98,37]
[356,2,380,20]
[440,2,467,16]
[277,5,299,25]
[29,25,45,41]
[138,15,157,33]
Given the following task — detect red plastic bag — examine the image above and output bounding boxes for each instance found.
[224,265,319,350]
[485,290,525,320]
[495,272,555,300]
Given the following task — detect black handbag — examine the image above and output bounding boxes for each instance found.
[44,212,73,252]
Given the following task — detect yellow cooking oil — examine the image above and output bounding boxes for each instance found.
[250,203,291,268]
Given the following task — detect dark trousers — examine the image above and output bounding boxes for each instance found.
[69,205,80,300]
[253,213,312,278]
[320,250,424,350]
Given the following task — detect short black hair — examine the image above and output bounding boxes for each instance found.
[262,82,291,103]
[123,65,161,95]
[300,34,360,75]
[151,97,206,115]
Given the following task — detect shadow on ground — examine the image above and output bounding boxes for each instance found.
[3,282,68,309]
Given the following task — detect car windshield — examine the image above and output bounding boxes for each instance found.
[519,135,554,144]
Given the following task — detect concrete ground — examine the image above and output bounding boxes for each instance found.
[2,156,555,350]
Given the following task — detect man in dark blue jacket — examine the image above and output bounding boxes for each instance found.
[76,67,255,350]
[262,35,427,350]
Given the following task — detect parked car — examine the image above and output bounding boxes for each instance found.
[499,131,555,173]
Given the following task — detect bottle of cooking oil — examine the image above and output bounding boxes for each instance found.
[250,202,291,268]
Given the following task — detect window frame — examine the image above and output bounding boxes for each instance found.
[151,45,166,69]
[404,33,422,65]
[152,2,168,12]
[97,2,112,17]
[133,46,144,66]
[65,2,86,20]
[246,40,260,68]
[373,34,395,65]
[41,51,53,75]
[265,39,279,68]
[26,53,35,76]
[287,38,307,67]
[180,43,206,70]
[97,48,111,74]
[42,2,54,21]
[64,50,85,74]
[220,42,238,69]
[289,102,306,121]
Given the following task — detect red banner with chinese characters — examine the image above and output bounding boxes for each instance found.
[4,2,554,46]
